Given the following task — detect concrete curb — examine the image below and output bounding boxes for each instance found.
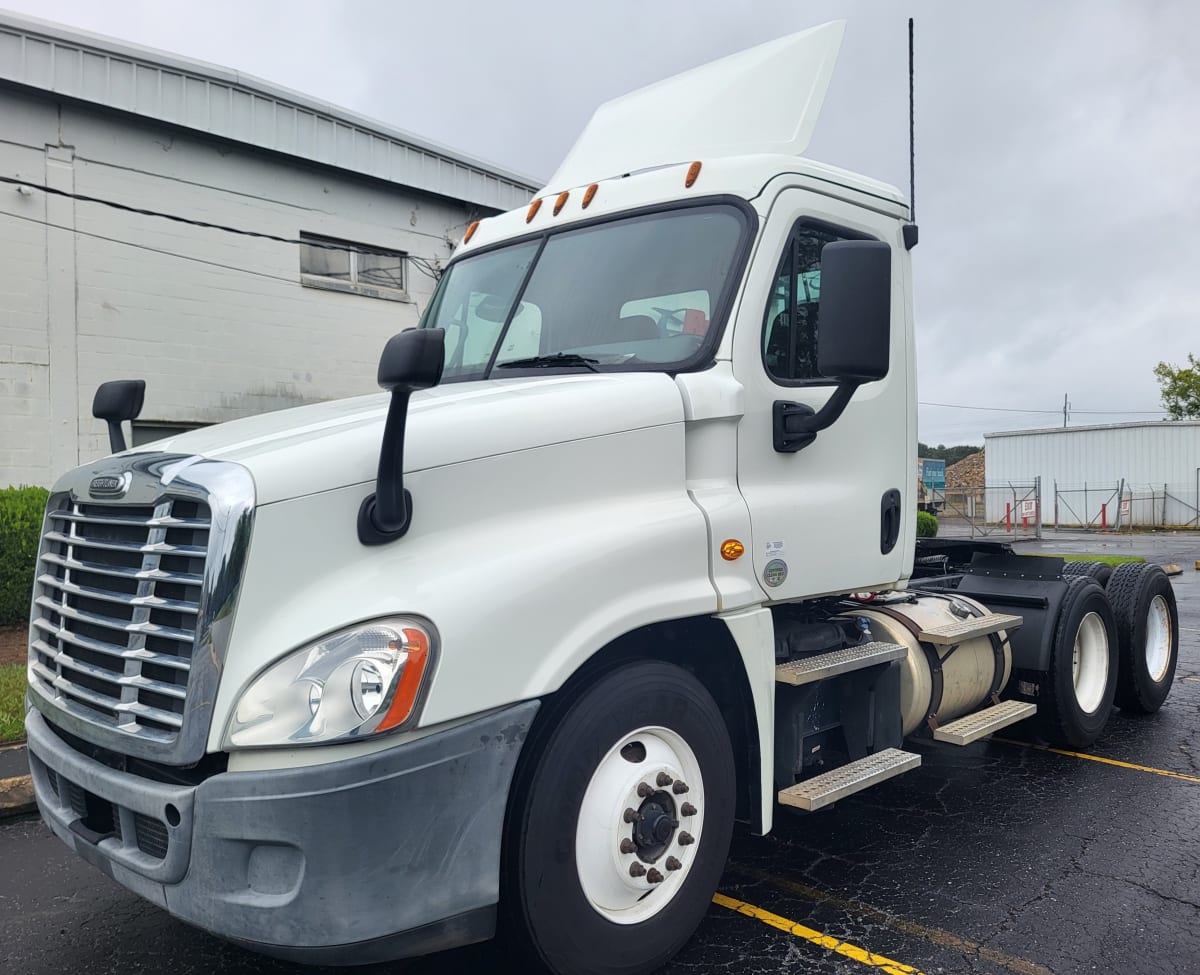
[0,742,35,818]
[0,774,35,818]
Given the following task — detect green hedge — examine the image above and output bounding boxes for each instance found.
[0,486,49,626]
[916,510,939,538]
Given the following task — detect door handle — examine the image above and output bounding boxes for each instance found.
[880,489,902,554]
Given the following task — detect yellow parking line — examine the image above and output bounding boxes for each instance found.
[728,866,1053,975]
[994,738,1200,783]
[712,891,923,974]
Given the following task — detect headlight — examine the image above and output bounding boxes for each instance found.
[224,618,435,749]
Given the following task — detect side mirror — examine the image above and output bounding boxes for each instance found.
[92,380,146,453]
[772,240,891,453]
[358,329,445,545]
[817,240,892,382]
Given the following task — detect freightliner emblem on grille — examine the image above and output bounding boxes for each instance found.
[88,472,132,498]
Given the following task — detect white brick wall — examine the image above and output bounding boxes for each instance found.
[0,87,484,487]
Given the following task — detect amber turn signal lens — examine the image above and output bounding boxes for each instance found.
[463,220,480,243]
[685,161,702,188]
[720,539,745,561]
[526,198,543,223]
[553,190,570,215]
[375,628,431,732]
[582,183,598,208]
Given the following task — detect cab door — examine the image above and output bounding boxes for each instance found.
[732,187,914,601]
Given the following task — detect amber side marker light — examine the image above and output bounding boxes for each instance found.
[463,220,480,244]
[526,198,543,223]
[582,183,599,209]
[720,539,745,561]
[375,628,431,732]
[553,190,570,215]
[685,161,702,188]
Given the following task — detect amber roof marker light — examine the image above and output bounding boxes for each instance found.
[685,161,702,188]
[553,190,570,215]
[582,183,599,209]
[463,220,480,244]
[526,198,543,223]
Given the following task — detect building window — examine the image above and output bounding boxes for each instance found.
[300,234,407,301]
[131,420,210,447]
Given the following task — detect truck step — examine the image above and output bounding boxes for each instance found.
[918,612,1023,646]
[932,699,1037,745]
[777,748,921,812]
[774,642,907,686]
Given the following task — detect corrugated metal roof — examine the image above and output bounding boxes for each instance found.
[985,420,1199,439]
[0,11,541,213]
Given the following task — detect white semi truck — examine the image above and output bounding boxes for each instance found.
[24,23,1179,975]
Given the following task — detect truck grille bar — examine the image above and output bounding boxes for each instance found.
[28,499,210,742]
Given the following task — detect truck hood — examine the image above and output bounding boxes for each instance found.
[133,372,686,505]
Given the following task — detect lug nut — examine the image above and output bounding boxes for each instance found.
[665,856,682,871]
[620,838,637,855]
[672,780,689,795]
[656,772,673,787]
[629,862,646,878]
[678,831,695,846]
[623,807,640,823]
[681,802,697,818]
[636,782,654,798]
[646,868,664,884]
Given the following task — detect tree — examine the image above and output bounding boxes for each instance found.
[917,442,982,466]
[1154,354,1200,419]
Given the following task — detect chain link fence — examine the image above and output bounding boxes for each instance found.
[932,479,1042,539]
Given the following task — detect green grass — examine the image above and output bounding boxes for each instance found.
[0,663,26,744]
[1033,553,1146,566]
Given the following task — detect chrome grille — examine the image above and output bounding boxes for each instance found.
[29,498,211,742]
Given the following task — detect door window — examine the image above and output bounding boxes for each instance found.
[762,222,863,384]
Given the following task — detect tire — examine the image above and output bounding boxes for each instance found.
[502,660,735,975]
[1107,563,1179,714]
[1040,576,1119,748]
[1062,560,1114,586]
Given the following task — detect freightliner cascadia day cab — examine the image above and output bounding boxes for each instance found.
[24,23,1180,975]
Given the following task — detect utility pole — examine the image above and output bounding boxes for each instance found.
[1062,393,1069,428]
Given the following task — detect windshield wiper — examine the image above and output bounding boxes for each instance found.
[496,353,600,372]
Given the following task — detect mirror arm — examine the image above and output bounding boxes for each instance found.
[358,389,414,545]
[105,421,128,455]
[773,381,861,453]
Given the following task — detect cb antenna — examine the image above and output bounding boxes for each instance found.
[903,17,919,250]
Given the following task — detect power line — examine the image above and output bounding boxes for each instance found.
[919,401,1165,416]
[0,174,456,250]
[1,207,452,287]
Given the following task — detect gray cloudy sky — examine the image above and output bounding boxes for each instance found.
[8,0,1198,444]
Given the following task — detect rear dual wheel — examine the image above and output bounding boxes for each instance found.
[1107,563,1179,714]
[1041,576,1119,748]
[503,661,734,975]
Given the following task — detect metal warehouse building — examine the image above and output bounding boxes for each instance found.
[0,12,538,489]
[985,421,1200,529]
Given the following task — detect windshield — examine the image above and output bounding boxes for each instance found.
[420,203,749,381]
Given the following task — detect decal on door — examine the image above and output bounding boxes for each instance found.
[763,559,788,588]
[765,540,786,558]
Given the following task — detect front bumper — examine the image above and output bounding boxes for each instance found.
[25,701,539,964]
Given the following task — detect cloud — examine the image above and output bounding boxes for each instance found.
[9,0,1198,443]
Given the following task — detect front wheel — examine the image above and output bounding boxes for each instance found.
[503,660,735,975]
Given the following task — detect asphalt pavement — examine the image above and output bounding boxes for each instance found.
[2,532,1198,975]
